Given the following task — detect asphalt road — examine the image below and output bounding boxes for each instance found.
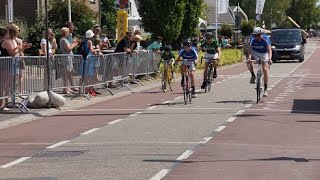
[0,39,319,180]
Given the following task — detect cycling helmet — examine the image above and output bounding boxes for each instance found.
[183,40,191,46]
[252,27,264,35]
[205,32,214,38]
[164,45,172,52]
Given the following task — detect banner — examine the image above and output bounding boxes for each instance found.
[116,10,128,43]
[256,0,266,15]
[115,0,129,10]
[218,0,229,14]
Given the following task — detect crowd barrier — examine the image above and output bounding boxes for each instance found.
[0,50,161,111]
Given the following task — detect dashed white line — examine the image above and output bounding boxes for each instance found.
[107,119,124,125]
[226,117,237,123]
[176,150,193,161]
[275,97,284,99]
[199,137,213,144]
[147,106,157,110]
[150,169,171,180]
[0,157,31,168]
[236,110,245,115]
[162,101,171,104]
[174,96,183,100]
[46,140,70,149]
[81,128,100,135]
[245,104,252,108]
[215,126,226,132]
[129,112,142,117]
[266,102,276,104]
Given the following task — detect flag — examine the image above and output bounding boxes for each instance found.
[256,0,266,14]
[218,0,229,14]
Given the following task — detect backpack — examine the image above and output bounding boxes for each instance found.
[77,39,89,59]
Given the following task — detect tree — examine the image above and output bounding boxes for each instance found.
[241,19,255,36]
[178,0,204,41]
[101,0,117,34]
[220,24,233,38]
[48,0,97,38]
[138,0,186,44]
[286,0,318,29]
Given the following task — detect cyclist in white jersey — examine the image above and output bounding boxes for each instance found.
[247,27,272,97]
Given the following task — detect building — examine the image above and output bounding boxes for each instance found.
[0,0,99,24]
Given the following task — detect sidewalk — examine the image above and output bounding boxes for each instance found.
[165,42,320,179]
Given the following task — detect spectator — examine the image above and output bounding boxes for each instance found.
[101,33,111,50]
[92,24,101,46]
[114,31,133,53]
[0,28,10,111]
[41,28,57,90]
[130,35,141,53]
[134,30,142,50]
[65,22,79,45]
[59,27,79,94]
[147,36,162,53]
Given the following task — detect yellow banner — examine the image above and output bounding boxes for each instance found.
[117,10,128,43]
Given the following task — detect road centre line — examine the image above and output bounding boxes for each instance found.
[107,119,124,125]
[81,128,100,135]
[0,157,31,168]
[150,169,171,180]
[215,126,226,132]
[245,104,252,108]
[162,101,171,104]
[46,141,70,149]
[236,110,245,115]
[147,106,157,110]
[176,150,193,161]
[199,137,213,144]
[226,117,237,123]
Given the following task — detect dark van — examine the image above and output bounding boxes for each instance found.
[271,28,306,62]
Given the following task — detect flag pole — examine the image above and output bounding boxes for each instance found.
[215,0,218,39]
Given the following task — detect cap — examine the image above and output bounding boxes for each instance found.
[85,30,94,38]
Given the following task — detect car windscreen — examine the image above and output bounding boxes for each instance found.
[271,30,302,43]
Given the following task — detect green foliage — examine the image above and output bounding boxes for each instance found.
[178,0,204,41]
[138,0,186,44]
[48,0,96,38]
[27,13,46,47]
[0,19,28,40]
[241,19,255,36]
[220,24,233,38]
[101,0,116,34]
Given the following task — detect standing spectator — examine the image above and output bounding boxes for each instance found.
[59,27,79,94]
[130,34,141,53]
[134,30,141,50]
[0,26,31,110]
[147,36,162,53]
[65,22,77,45]
[40,28,57,90]
[92,24,101,46]
[101,33,111,50]
[115,31,133,53]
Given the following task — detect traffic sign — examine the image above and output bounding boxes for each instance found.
[256,14,261,21]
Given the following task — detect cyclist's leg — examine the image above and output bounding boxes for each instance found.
[248,54,256,84]
[189,63,197,97]
[180,63,186,86]
[213,53,219,78]
[201,62,209,89]
[262,62,270,91]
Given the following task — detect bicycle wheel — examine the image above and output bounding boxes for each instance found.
[183,75,188,105]
[162,71,166,93]
[256,74,262,103]
[167,67,175,91]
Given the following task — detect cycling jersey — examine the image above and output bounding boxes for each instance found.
[179,48,198,61]
[201,40,220,54]
[250,37,271,53]
[161,51,175,61]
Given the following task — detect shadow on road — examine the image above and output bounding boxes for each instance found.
[292,99,320,114]
[216,100,253,104]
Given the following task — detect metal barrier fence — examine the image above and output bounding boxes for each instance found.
[0,50,160,112]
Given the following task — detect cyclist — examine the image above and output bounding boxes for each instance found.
[160,45,175,90]
[247,27,272,97]
[200,32,221,89]
[176,40,198,98]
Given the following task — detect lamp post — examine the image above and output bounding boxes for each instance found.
[62,0,72,22]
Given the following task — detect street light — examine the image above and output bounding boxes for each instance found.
[62,0,72,22]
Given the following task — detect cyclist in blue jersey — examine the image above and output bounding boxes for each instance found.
[176,40,198,98]
[247,27,272,97]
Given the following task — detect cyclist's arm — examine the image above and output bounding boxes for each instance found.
[267,44,272,61]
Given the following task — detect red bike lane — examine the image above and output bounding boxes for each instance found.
[0,61,248,167]
[165,46,320,179]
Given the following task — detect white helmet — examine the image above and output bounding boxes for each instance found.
[252,27,264,35]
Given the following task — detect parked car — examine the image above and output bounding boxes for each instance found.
[271,28,306,63]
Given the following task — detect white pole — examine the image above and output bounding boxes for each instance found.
[215,0,218,38]
[68,0,72,22]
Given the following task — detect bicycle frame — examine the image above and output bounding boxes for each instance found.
[182,60,194,105]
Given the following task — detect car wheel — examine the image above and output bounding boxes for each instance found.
[298,57,304,63]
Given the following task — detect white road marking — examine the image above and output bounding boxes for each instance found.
[107,119,124,125]
[150,169,171,180]
[275,97,285,99]
[266,102,276,104]
[0,157,31,168]
[176,150,193,161]
[162,101,171,104]
[226,117,237,123]
[245,104,252,108]
[174,96,183,100]
[236,110,245,115]
[46,141,70,149]
[159,107,235,110]
[279,94,288,97]
[199,137,213,144]
[68,109,146,112]
[215,126,226,132]
[81,128,100,135]
[147,106,158,110]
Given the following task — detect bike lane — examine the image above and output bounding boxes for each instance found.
[0,60,248,167]
[165,42,320,179]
